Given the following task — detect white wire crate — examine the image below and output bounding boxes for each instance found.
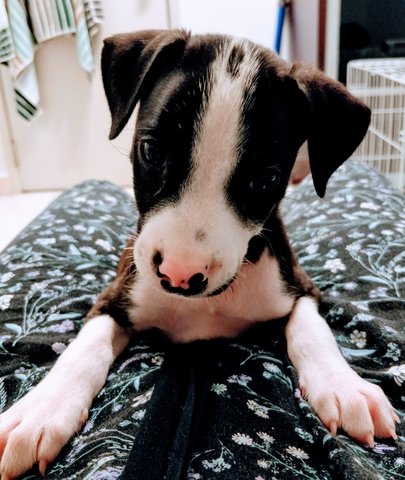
[347,58,405,191]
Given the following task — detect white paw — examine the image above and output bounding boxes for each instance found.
[0,382,88,480]
[301,369,400,446]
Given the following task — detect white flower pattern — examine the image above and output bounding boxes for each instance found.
[285,446,310,460]
[324,258,346,273]
[388,365,405,386]
[0,294,13,311]
[0,163,404,479]
[350,330,367,349]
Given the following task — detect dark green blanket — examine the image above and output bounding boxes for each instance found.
[0,161,404,479]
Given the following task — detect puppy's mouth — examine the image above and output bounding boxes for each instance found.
[160,275,209,297]
[160,274,236,298]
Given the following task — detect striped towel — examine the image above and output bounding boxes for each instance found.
[0,0,103,121]
[29,0,103,72]
[0,0,14,62]
[84,0,103,37]
[73,0,104,72]
[1,0,40,121]
[28,0,76,43]
[72,0,93,72]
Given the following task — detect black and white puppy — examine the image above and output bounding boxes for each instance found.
[0,30,399,479]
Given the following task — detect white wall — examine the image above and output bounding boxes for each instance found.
[171,0,321,65]
[1,0,168,191]
[171,0,278,50]
[283,0,319,66]
[0,145,7,178]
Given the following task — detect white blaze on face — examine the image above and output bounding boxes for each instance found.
[190,40,260,199]
[134,40,263,294]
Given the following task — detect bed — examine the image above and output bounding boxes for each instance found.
[0,160,404,479]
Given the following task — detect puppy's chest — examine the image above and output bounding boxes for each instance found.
[128,253,294,342]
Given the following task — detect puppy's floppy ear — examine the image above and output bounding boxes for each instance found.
[291,64,371,197]
[102,29,190,140]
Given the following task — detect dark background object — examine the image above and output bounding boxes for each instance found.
[339,0,405,83]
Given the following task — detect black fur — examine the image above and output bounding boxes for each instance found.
[227,44,245,78]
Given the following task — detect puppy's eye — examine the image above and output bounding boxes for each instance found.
[249,166,280,194]
[139,140,164,167]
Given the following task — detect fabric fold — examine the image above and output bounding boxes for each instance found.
[119,342,218,480]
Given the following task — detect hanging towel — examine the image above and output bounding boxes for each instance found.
[72,0,93,72]
[0,0,103,121]
[29,0,100,73]
[5,0,40,121]
[83,0,103,37]
[0,0,14,62]
[28,0,75,43]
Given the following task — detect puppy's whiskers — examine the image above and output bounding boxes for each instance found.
[110,142,131,157]
[242,258,254,267]
[257,231,275,256]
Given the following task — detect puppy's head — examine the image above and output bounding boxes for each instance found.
[102,30,370,297]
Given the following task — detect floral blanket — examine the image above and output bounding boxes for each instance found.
[0,161,404,479]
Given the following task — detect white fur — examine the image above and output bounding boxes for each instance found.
[0,315,129,479]
[191,40,259,194]
[130,250,294,342]
[285,297,399,446]
[134,40,262,295]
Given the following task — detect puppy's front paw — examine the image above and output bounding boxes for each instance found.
[301,370,400,447]
[0,383,88,480]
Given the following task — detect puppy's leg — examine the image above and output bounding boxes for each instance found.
[0,315,130,480]
[286,297,399,446]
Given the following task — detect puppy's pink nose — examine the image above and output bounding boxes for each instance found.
[158,258,206,290]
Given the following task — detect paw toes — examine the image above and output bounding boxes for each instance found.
[0,427,38,479]
[79,408,89,429]
[38,458,48,477]
[326,419,338,436]
[372,408,397,439]
[310,391,341,428]
[0,418,69,479]
[362,387,399,439]
[36,425,69,468]
[307,375,399,446]
[307,372,399,447]
[341,392,371,424]
[359,431,375,448]
[392,411,401,424]
[0,473,13,480]
[0,418,20,457]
